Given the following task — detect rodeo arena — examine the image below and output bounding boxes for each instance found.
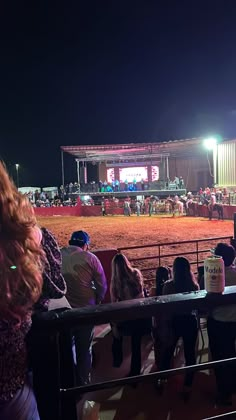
[13,138,236,420]
[25,138,236,220]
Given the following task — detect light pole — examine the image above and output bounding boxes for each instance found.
[15,164,20,188]
[203,137,218,186]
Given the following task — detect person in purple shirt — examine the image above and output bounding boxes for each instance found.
[61,230,107,385]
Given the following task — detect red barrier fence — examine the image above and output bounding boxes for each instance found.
[34,206,81,217]
[197,204,236,219]
[34,203,236,219]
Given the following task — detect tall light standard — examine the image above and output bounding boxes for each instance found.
[15,164,20,188]
[203,137,218,186]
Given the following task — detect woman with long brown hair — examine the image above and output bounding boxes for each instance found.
[0,162,44,419]
[110,253,149,376]
[111,253,144,302]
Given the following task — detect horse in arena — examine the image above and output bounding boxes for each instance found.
[166,198,184,215]
[203,198,224,220]
[180,196,199,216]
[187,200,199,216]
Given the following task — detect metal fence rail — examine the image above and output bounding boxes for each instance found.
[118,236,233,281]
[203,411,236,419]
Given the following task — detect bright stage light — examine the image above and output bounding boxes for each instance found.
[203,137,217,150]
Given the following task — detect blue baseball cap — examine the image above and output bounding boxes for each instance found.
[69,230,90,246]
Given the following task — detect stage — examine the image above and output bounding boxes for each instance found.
[76,188,187,198]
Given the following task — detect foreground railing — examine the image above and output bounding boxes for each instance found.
[203,412,236,419]
[30,286,236,420]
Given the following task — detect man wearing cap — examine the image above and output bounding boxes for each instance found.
[61,230,107,385]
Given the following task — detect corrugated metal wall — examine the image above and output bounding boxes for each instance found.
[169,155,212,191]
[217,141,236,186]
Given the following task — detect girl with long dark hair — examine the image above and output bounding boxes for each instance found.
[159,257,199,395]
[150,266,171,297]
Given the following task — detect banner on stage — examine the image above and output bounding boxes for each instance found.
[107,166,159,183]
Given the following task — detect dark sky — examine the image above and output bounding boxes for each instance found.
[1,1,236,186]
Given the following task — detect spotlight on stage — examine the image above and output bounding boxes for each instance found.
[203,137,217,150]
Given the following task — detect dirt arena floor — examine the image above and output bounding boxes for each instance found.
[37,215,233,249]
[37,215,233,281]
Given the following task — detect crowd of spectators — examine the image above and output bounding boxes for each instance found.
[25,190,77,208]
[2,153,236,418]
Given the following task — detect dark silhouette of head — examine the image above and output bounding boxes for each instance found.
[215,243,235,267]
[173,256,197,293]
[155,266,171,295]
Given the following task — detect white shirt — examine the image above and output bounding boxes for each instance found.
[210,195,216,205]
[61,246,107,308]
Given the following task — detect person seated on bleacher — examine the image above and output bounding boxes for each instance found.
[0,162,43,420]
[158,257,199,397]
[110,253,150,376]
[207,242,236,406]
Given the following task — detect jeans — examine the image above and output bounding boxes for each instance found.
[159,314,198,387]
[207,317,236,399]
[112,334,142,375]
[73,325,94,385]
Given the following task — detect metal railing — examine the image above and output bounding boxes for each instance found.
[203,412,236,419]
[118,236,233,282]
[31,286,236,420]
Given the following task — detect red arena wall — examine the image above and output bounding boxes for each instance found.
[34,206,81,217]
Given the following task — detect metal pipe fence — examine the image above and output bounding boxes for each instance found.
[31,286,236,420]
[118,235,233,283]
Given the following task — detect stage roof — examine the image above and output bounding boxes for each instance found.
[60,138,216,162]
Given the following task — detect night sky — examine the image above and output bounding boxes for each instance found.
[1,1,236,186]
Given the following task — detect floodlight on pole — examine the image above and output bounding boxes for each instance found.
[203,137,217,151]
[15,163,20,188]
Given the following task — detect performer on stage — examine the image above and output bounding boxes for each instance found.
[128,182,134,191]
[179,176,184,188]
[174,176,179,189]
[115,179,120,192]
